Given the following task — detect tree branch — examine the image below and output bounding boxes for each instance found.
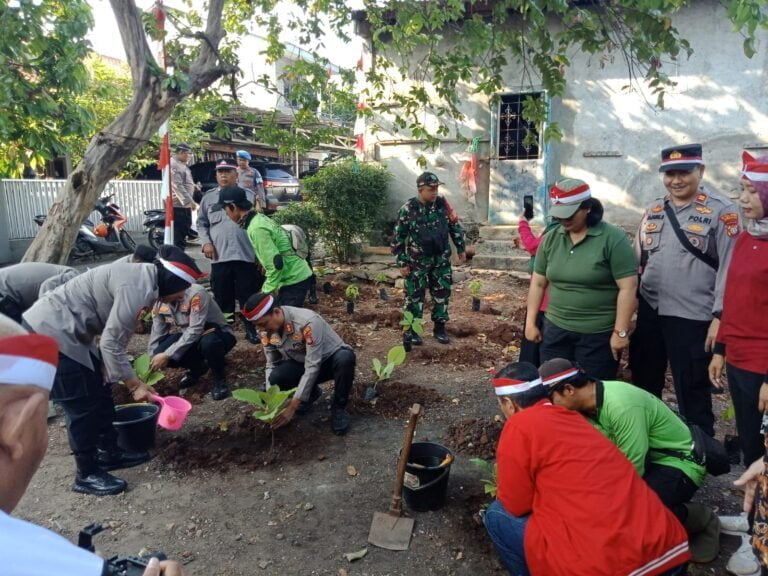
[109,0,154,89]
[186,0,237,94]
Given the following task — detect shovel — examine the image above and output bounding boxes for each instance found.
[368,403,421,551]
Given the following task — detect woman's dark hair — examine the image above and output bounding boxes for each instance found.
[495,362,549,408]
[580,197,604,227]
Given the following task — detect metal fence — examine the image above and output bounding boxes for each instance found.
[1,179,163,240]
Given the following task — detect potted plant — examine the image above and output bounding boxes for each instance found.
[316,266,334,295]
[367,344,406,401]
[374,272,389,301]
[468,279,483,312]
[400,310,424,352]
[345,283,359,314]
[232,385,297,454]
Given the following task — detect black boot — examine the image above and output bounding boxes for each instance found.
[241,313,260,345]
[296,386,322,415]
[331,407,350,436]
[96,447,151,471]
[73,454,127,496]
[211,375,230,401]
[179,369,206,391]
[433,321,450,345]
[409,330,424,346]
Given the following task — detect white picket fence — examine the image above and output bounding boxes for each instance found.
[1,179,163,240]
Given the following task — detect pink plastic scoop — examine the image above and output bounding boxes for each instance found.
[150,394,192,430]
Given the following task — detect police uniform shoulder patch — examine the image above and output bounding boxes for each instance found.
[302,324,315,346]
[720,213,740,237]
[645,236,654,245]
[695,193,708,204]
[190,294,202,313]
[687,223,704,233]
[269,335,281,345]
[651,204,663,213]
[158,303,172,315]
[645,222,658,232]
[260,335,270,347]
[688,235,701,248]
[695,205,713,215]
[284,323,294,335]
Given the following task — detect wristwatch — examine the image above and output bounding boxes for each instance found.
[614,329,628,338]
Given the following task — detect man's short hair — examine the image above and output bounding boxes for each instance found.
[493,361,549,408]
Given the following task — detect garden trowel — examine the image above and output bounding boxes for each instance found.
[367,403,421,551]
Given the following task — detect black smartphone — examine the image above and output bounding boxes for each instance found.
[523,195,534,220]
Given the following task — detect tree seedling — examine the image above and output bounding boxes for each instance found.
[470,457,498,507]
[400,310,424,352]
[468,279,483,311]
[345,283,360,314]
[232,385,298,454]
[374,272,389,301]
[367,344,406,401]
[132,353,165,387]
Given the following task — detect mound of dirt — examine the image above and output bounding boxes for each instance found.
[444,417,503,460]
[351,380,444,419]
[407,345,499,368]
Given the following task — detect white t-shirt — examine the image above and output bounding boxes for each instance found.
[0,510,105,575]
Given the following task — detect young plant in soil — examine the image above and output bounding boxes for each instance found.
[232,386,298,454]
[468,279,483,312]
[132,353,165,387]
[345,283,360,314]
[470,457,498,507]
[367,344,406,401]
[400,310,424,352]
[374,272,389,301]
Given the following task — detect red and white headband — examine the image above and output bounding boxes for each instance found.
[541,368,579,388]
[493,376,543,396]
[159,258,205,284]
[0,334,59,391]
[742,151,768,183]
[550,182,591,205]
[242,295,274,322]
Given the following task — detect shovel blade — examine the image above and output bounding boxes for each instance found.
[368,512,415,551]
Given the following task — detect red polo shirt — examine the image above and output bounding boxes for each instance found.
[496,400,690,576]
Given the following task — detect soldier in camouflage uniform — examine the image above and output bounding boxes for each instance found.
[392,171,466,344]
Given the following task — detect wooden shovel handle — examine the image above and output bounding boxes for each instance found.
[389,403,421,515]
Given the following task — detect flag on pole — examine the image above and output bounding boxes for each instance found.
[353,52,366,161]
[152,1,174,246]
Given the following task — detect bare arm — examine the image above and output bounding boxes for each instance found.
[525,272,548,342]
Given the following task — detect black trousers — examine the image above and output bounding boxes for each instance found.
[0,294,23,323]
[269,348,356,409]
[629,296,714,436]
[643,462,699,522]
[211,260,263,315]
[53,353,118,475]
[173,207,192,248]
[519,310,545,366]
[276,276,312,308]
[540,316,618,380]
[727,363,766,466]
[153,327,236,378]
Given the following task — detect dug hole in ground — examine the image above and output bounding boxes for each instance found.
[17,270,746,575]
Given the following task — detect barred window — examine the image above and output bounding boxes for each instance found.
[498,92,543,160]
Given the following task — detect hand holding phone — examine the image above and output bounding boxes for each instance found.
[523,195,534,220]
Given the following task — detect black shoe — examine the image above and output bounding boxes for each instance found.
[179,370,203,391]
[308,292,319,305]
[433,321,450,345]
[331,408,349,436]
[211,379,230,401]
[241,313,261,345]
[296,386,322,416]
[96,448,151,471]
[73,471,127,496]
[409,330,424,346]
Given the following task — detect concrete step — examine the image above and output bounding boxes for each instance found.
[479,225,519,240]
[474,239,524,257]
[470,254,531,273]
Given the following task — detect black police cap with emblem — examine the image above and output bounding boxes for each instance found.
[659,144,703,173]
[175,142,192,152]
[215,158,238,171]
[416,171,444,187]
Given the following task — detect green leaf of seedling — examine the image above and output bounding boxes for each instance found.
[133,353,151,379]
[381,363,394,380]
[232,388,267,406]
[144,372,165,386]
[411,317,424,335]
[387,345,406,366]
[235,386,297,423]
[372,357,382,376]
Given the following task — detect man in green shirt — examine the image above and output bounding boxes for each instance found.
[217,187,313,306]
[541,357,719,563]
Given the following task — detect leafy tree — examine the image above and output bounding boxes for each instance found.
[301,160,391,263]
[270,201,324,251]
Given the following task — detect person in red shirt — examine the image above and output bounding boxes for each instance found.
[484,361,690,576]
[710,152,768,467]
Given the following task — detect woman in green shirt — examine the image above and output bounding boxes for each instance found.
[525,179,637,379]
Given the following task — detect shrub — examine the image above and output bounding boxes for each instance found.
[301,160,390,263]
[271,202,323,251]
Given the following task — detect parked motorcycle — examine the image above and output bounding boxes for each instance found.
[33,193,136,262]
[143,209,166,250]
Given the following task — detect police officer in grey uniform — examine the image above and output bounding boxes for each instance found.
[23,248,204,496]
[197,159,263,343]
[242,292,356,435]
[629,144,741,436]
[0,263,78,322]
[170,142,196,248]
[148,283,236,401]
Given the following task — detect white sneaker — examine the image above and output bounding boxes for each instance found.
[726,534,760,576]
[721,514,750,535]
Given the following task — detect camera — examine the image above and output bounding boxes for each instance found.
[78,523,166,576]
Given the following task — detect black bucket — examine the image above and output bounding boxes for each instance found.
[113,404,160,452]
[402,442,453,512]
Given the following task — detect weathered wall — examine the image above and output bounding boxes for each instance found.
[363,0,768,228]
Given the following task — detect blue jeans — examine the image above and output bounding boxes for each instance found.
[483,500,530,576]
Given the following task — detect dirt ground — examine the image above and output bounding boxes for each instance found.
[16,267,748,575]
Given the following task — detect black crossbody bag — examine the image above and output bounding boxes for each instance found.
[663,203,719,270]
